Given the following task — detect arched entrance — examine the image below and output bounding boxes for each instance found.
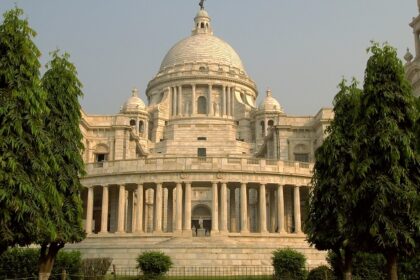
[191,204,211,237]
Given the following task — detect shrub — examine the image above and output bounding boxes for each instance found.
[307,265,335,280]
[398,250,420,280]
[272,248,306,280]
[52,251,83,280]
[136,251,173,280]
[81,258,112,280]
[0,248,82,280]
[0,248,39,278]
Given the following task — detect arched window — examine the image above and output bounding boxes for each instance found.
[201,22,205,29]
[139,120,144,133]
[268,120,274,127]
[197,96,207,114]
[129,119,136,126]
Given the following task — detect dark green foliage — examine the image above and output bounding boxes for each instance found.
[271,249,307,280]
[0,7,55,253]
[0,7,86,276]
[0,248,82,279]
[398,249,420,280]
[350,43,420,258]
[328,250,420,280]
[136,251,173,280]
[40,50,86,246]
[305,79,361,277]
[81,258,113,280]
[307,265,335,280]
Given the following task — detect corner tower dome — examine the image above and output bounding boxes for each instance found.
[159,8,246,74]
[121,88,146,113]
[259,89,283,112]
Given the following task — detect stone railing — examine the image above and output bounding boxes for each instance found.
[85,157,313,177]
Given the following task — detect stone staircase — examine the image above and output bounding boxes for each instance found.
[66,235,327,270]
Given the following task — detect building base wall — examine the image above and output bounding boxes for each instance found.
[66,235,327,271]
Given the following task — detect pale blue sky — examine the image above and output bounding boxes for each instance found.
[0,0,416,115]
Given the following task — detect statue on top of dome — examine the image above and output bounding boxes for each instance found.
[199,0,205,10]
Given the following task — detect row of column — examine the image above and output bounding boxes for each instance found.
[170,85,235,117]
[84,183,303,235]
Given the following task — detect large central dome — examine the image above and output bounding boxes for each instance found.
[159,9,246,74]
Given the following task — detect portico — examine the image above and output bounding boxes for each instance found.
[82,171,309,237]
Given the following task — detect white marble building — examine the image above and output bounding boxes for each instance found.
[71,3,420,269]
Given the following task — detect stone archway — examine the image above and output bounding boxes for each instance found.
[191,204,211,236]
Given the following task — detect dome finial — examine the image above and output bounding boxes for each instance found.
[266,88,273,97]
[132,87,139,97]
[199,0,205,10]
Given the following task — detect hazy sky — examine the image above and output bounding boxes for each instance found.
[0,0,417,115]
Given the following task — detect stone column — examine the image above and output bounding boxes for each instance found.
[117,185,126,233]
[154,183,163,232]
[184,182,192,233]
[191,85,196,115]
[259,184,268,233]
[211,182,219,233]
[178,86,183,116]
[172,87,176,116]
[230,187,237,232]
[99,186,109,233]
[167,188,173,232]
[230,87,235,116]
[277,185,285,233]
[136,184,144,233]
[85,187,94,234]
[226,87,231,116]
[222,86,226,116]
[294,185,302,233]
[220,183,228,233]
[415,31,420,57]
[175,183,183,233]
[208,84,213,116]
[240,183,249,233]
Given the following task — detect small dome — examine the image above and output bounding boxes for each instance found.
[196,9,209,18]
[259,89,283,112]
[121,88,146,113]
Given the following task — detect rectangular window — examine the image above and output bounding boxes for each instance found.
[96,153,107,162]
[197,137,207,141]
[197,148,207,157]
[294,153,309,163]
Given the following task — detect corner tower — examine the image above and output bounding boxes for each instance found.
[404,0,420,97]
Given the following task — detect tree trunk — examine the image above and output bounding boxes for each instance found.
[38,242,64,280]
[386,252,398,280]
[343,248,353,280]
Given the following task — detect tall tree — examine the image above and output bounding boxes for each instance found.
[38,51,86,279]
[0,7,55,255]
[349,43,420,280]
[305,79,361,280]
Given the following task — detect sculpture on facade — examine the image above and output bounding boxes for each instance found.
[199,0,205,10]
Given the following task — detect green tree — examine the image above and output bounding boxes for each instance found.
[38,51,86,278]
[349,43,420,280]
[0,7,54,255]
[305,79,361,280]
